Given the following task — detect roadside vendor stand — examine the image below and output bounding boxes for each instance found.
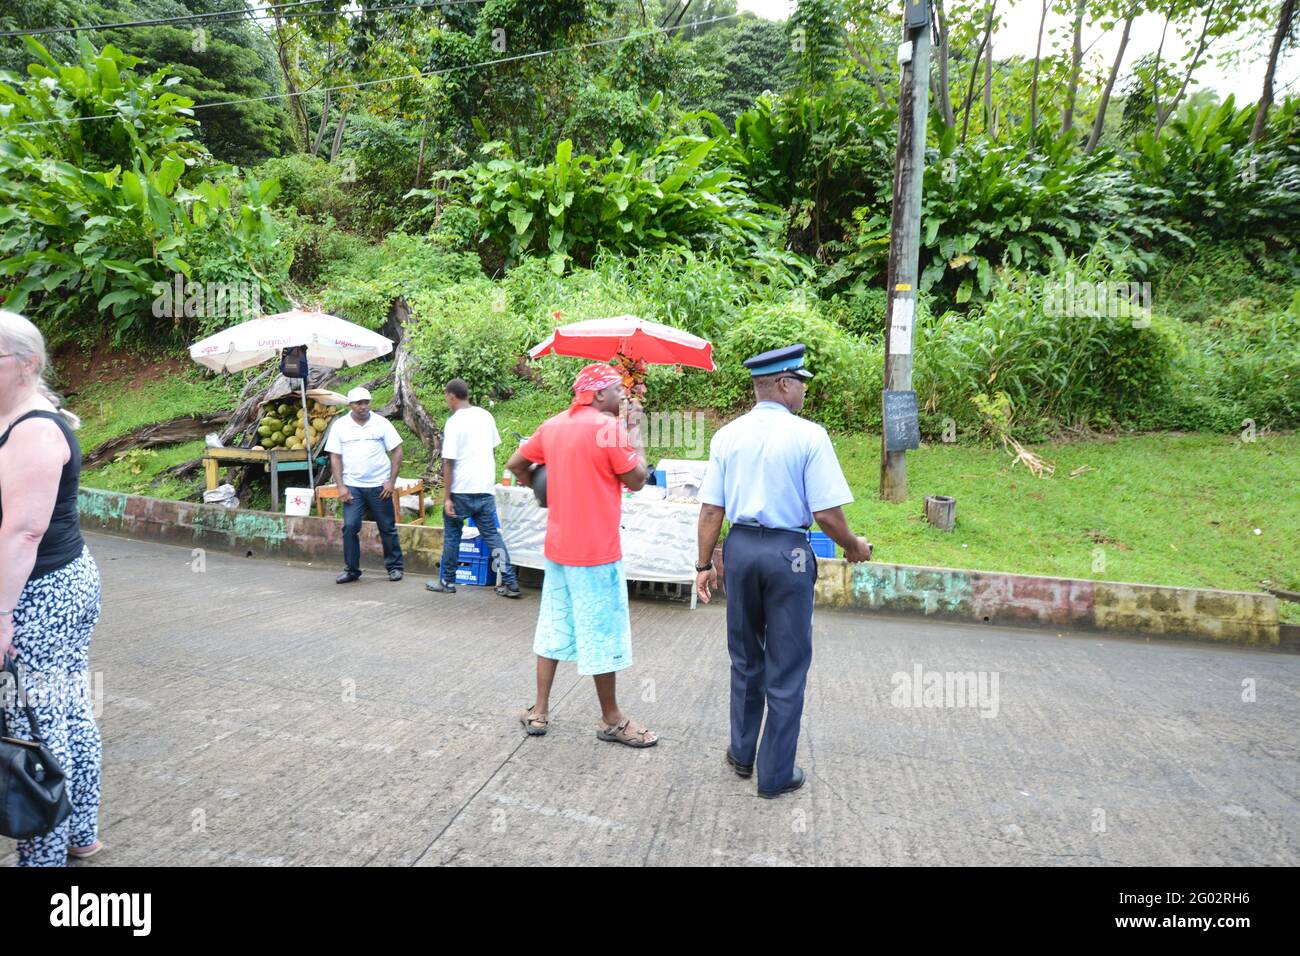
[201,446,328,508]
[493,485,704,608]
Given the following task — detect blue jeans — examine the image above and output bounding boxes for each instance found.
[342,484,403,574]
[440,492,517,588]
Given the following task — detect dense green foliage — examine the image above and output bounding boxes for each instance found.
[1,1,295,166]
[0,37,286,344]
[2,1,1298,438]
[421,128,781,273]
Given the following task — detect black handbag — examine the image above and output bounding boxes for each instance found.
[0,656,72,840]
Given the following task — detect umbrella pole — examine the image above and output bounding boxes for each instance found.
[300,381,315,492]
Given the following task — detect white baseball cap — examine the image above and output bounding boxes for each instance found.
[346,387,372,403]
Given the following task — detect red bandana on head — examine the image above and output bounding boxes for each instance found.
[570,363,623,412]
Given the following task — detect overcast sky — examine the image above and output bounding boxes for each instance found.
[736,0,1300,104]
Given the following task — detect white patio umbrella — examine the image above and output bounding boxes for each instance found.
[188,307,393,373]
[189,308,394,491]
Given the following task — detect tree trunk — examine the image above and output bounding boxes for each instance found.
[983,11,995,139]
[852,46,891,108]
[272,12,310,150]
[311,87,332,157]
[84,413,232,469]
[960,4,995,143]
[1150,11,1172,130]
[934,0,956,128]
[1085,13,1134,154]
[924,495,957,531]
[1252,0,1297,142]
[1029,0,1049,138]
[413,122,428,190]
[1154,2,1218,137]
[329,105,351,163]
[1060,0,1086,134]
[383,297,443,483]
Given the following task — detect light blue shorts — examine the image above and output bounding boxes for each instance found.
[533,558,633,676]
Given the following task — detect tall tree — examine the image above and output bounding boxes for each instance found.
[1151,0,1231,137]
[1252,0,1298,141]
[1060,0,1087,133]
[960,0,997,143]
[1085,0,1139,154]
[932,0,957,127]
[1029,0,1051,137]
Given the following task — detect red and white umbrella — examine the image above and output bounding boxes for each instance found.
[528,315,715,371]
[188,308,393,373]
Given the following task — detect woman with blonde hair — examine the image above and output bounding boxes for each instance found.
[0,309,103,866]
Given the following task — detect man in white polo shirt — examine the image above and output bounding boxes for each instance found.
[324,386,405,583]
[427,378,520,597]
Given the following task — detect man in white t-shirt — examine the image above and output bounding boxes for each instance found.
[324,386,405,583]
[426,378,520,597]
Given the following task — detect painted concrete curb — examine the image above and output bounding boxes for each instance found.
[79,488,1281,647]
[812,559,1279,647]
[79,486,447,575]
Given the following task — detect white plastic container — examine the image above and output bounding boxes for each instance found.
[284,487,314,516]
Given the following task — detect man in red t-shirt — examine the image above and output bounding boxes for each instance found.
[505,363,657,747]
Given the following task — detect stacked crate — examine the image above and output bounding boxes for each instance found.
[439,514,497,586]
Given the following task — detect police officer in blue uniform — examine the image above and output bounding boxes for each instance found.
[695,344,873,798]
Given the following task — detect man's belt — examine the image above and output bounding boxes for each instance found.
[732,520,811,536]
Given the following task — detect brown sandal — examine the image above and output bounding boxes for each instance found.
[519,705,549,736]
[596,717,658,748]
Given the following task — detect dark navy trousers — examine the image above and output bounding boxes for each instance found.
[341,484,403,575]
[722,525,816,792]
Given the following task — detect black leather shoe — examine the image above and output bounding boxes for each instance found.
[336,572,361,584]
[388,569,404,581]
[426,580,456,593]
[757,766,806,799]
[725,750,753,779]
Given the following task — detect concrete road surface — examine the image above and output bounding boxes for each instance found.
[3,532,1296,866]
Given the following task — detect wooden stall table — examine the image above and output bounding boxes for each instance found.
[201,447,327,510]
[314,479,426,524]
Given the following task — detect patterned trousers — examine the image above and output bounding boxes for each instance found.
[4,545,102,867]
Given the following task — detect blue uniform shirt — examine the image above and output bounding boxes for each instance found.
[699,402,853,529]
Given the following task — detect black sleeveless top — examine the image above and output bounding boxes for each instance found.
[0,410,85,579]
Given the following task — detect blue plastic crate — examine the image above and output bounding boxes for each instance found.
[809,531,836,559]
[439,553,493,586]
[458,533,486,556]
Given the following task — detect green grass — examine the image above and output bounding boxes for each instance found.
[833,432,1299,616]
[81,439,209,500]
[70,370,245,453]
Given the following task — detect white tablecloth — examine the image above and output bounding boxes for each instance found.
[493,485,701,584]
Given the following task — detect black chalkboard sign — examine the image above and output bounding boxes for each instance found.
[883,389,921,452]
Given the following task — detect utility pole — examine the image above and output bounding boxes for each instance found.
[880,0,931,502]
